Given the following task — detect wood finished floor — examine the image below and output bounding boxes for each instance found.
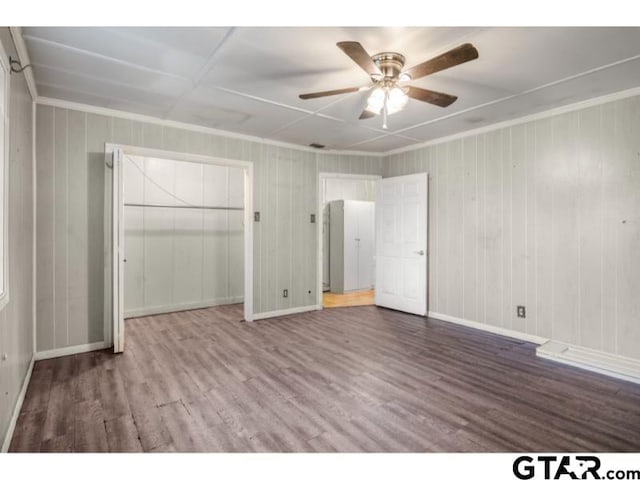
[323,289,375,308]
[10,304,640,452]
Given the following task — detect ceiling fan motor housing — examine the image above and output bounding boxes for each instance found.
[371,52,406,79]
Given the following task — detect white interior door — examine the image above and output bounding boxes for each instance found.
[375,173,428,315]
[112,148,125,353]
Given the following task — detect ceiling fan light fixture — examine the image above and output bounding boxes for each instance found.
[366,85,408,116]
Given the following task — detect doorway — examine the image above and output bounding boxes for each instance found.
[107,145,254,353]
[317,173,380,309]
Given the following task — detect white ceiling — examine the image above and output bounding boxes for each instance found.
[21,26,640,152]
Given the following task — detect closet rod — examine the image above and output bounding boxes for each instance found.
[124,203,244,211]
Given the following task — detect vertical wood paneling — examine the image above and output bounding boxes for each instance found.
[462,137,477,322]
[276,150,292,310]
[435,143,447,313]
[54,108,68,347]
[264,146,278,312]
[484,130,503,328]
[446,140,463,318]
[251,142,263,311]
[577,105,603,351]
[501,129,512,330]
[551,112,580,344]
[614,97,640,359]
[36,105,54,351]
[511,124,527,334]
[476,135,486,324]
[385,94,640,362]
[600,102,617,354]
[86,113,111,343]
[173,161,204,306]
[67,110,89,346]
[524,122,538,335]
[291,154,304,308]
[534,118,553,338]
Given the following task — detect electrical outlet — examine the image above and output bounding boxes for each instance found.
[254,211,260,222]
[310,214,316,223]
[283,289,288,298]
[517,306,526,318]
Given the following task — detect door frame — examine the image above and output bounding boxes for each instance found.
[316,172,381,308]
[105,143,254,352]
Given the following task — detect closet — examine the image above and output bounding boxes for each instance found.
[123,155,244,318]
[328,200,375,293]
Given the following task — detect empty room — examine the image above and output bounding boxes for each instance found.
[1,6,640,477]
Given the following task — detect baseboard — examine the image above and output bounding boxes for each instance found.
[34,341,109,361]
[537,341,640,385]
[1,355,35,453]
[253,304,322,321]
[427,311,549,345]
[124,297,244,319]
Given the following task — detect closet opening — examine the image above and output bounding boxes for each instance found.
[317,173,381,309]
[107,145,253,353]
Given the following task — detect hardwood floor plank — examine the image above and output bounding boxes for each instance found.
[9,304,640,452]
[105,415,143,452]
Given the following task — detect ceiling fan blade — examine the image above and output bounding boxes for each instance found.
[337,41,382,77]
[406,86,458,107]
[403,43,478,81]
[299,86,362,100]
[359,109,376,120]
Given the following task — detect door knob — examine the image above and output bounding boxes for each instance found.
[414,250,425,255]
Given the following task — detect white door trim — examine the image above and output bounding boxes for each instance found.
[316,172,381,307]
[105,143,254,352]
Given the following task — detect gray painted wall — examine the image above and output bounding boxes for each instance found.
[35,103,383,351]
[123,155,244,317]
[385,95,640,361]
[0,28,34,446]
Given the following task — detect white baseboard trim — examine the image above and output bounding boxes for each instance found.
[537,341,640,385]
[427,311,549,345]
[1,355,35,453]
[35,341,109,361]
[124,297,244,319]
[253,304,322,321]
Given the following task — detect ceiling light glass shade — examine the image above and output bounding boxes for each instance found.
[365,86,408,115]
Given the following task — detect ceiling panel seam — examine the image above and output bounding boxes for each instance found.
[163,27,237,118]
[22,34,191,82]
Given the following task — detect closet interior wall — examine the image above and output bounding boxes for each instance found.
[123,155,244,318]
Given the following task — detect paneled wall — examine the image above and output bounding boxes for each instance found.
[0,29,34,447]
[385,95,640,361]
[35,104,383,351]
[123,155,244,317]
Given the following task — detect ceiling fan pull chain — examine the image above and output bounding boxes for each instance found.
[382,90,389,129]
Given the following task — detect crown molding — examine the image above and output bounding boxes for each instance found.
[34,96,386,158]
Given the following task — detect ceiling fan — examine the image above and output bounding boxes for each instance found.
[299,41,479,129]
